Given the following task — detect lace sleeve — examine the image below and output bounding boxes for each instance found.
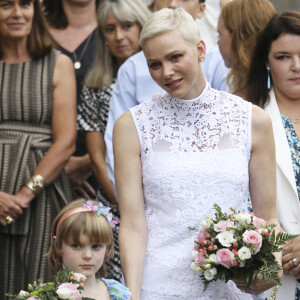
[77,84,113,132]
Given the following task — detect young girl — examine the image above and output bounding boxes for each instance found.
[47,199,131,299]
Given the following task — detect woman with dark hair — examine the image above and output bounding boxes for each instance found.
[245,11,300,300]
[43,0,100,198]
[0,0,76,298]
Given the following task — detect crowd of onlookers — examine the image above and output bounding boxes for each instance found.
[0,0,299,299]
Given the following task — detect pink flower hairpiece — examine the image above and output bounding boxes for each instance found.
[83,200,119,228]
[56,200,119,234]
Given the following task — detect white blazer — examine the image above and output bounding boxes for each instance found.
[264,89,300,300]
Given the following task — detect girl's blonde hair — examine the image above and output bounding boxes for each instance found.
[47,199,114,277]
[139,8,201,51]
[220,0,275,94]
[85,0,151,90]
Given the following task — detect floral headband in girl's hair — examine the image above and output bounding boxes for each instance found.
[56,200,119,235]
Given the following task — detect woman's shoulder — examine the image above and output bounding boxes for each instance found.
[251,104,272,132]
[98,278,131,300]
[52,50,75,86]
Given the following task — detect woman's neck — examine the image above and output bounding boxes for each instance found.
[49,0,97,52]
[1,38,31,62]
[62,0,97,29]
[274,86,300,118]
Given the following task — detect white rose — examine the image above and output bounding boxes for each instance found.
[190,250,198,260]
[190,262,203,273]
[235,213,251,225]
[216,231,237,247]
[207,254,218,264]
[19,290,28,297]
[204,268,217,281]
[200,219,211,229]
[56,288,71,299]
[238,246,252,260]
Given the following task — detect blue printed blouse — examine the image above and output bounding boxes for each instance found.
[281,114,300,300]
[281,114,300,201]
[98,278,131,299]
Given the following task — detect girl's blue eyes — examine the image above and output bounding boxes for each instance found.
[70,244,104,249]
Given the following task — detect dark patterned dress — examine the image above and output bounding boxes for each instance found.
[0,50,72,299]
[280,115,300,300]
[77,82,122,282]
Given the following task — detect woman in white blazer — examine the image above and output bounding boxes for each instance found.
[245,11,300,300]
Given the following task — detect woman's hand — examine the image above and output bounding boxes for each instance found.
[0,191,23,226]
[282,236,300,278]
[65,155,96,199]
[234,271,282,295]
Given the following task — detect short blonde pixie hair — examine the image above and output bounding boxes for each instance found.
[47,199,114,277]
[139,8,201,51]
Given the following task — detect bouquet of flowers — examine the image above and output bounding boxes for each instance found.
[6,268,94,300]
[189,204,298,291]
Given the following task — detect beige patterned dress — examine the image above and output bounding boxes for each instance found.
[0,50,72,299]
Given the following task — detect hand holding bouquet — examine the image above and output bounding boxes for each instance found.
[189,204,298,291]
[6,268,94,300]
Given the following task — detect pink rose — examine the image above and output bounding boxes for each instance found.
[57,283,81,300]
[216,249,235,269]
[197,229,208,242]
[243,230,262,254]
[214,220,235,232]
[194,252,206,266]
[27,298,37,300]
[252,216,266,229]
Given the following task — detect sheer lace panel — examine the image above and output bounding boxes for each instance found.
[132,85,251,156]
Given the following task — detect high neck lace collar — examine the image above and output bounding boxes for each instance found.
[165,81,210,104]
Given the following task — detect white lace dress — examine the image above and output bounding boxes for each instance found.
[130,83,253,300]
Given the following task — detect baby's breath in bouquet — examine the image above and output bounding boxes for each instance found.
[189,204,298,291]
[6,268,93,300]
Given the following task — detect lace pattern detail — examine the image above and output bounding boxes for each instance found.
[130,84,252,299]
[132,85,251,156]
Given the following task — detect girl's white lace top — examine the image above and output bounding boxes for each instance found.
[130,83,253,300]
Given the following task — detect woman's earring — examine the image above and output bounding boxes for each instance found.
[266,66,271,90]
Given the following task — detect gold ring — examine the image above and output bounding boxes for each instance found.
[5,216,13,224]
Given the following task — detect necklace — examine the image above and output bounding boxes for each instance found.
[290,117,300,125]
[72,32,93,70]
[284,115,300,125]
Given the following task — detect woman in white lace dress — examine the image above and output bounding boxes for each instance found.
[114,8,281,300]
